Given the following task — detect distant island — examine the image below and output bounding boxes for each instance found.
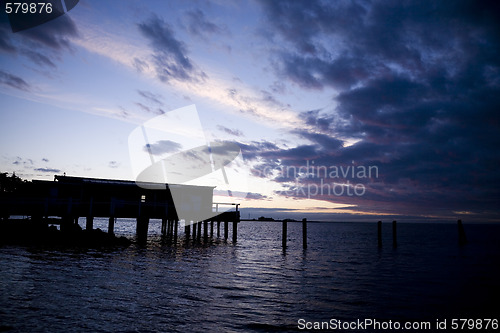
[244,216,299,222]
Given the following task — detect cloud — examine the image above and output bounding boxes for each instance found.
[132,57,149,73]
[217,125,243,137]
[133,90,166,115]
[252,0,500,218]
[70,14,304,130]
[245,192,270,200]
[138,15,205,83]
[184,9,227,38]
[137,90,164,106]
[145,140,183,155]
[135,102,152,113]
[18,14,79,50]
[299,110,335,133]
[0,24,16,53]
[0,70,31,91]
[24,50,57,68]
[0,13,79,71]
[34,167,61,173]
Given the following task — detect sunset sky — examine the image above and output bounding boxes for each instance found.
[1,0,499,221]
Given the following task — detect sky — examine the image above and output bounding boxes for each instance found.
[1,0,499,222]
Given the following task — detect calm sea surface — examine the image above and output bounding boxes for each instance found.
[1,220,499,332]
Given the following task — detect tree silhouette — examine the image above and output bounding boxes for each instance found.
[0,172,26,193]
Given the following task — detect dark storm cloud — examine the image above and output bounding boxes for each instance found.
[299,109,335,133]
[252,0,500,218]
[0,70,31,91]
[138,15,206,82]
[279,53,375,90]
[293,130,343,151]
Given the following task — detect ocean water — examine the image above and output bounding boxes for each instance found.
[0,220,499,332]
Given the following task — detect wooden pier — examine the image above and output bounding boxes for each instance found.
[0,175,240,243]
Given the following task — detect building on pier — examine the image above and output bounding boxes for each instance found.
[0,175,240,239]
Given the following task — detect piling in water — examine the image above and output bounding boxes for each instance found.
[204,220,208,242]
[86,216,94,231]
[282,220,287,248]
[174,220,178,242]
[108,217,115,235]
[233,221,237,243]
[161,218,167,235]
[302,218,307,249]
[377,221,382,247]
[392,220,397,247]
[458,219,467,245]
[136,217,149,240]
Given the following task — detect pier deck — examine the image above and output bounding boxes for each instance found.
[0,175,240,242]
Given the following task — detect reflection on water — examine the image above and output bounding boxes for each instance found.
[1,221,499,332]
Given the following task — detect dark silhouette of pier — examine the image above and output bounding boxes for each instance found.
[0,175,240,244]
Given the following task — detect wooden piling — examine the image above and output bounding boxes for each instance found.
[185,223,191,238]
[197,221,202,241]
[377,221,382,247]
[109,198,115,235]
[282,220,287,248]
[169,219,174,235]
[136,216,149,239]
[224,221,228,240]
[210,221,214,238]
[204,220,208,242]
[192,222,197,239]
[60,215,73,232]
[232,221,237,243]
[66,197,73,217]
[86,216,94,231]
[217,221,220,238]
[392,220,397,247]
[302,218,307,249]
[161,218,167,235]
[174,220,178,242]
[458,219,467,245]
[108,216,115,235]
